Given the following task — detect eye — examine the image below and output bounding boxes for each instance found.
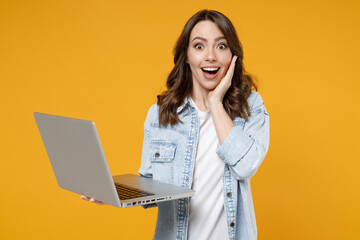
[217,43,228,49]
[194,43,204,49]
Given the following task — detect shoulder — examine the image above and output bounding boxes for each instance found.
[147,103,159,117]
[247,90,265,112]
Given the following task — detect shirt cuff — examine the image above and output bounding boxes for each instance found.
[216,126,255,166]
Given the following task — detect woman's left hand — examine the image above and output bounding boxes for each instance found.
[208,55,237,144]
[208,55,238,106]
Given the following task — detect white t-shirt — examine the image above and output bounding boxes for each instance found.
[188,99,229,240]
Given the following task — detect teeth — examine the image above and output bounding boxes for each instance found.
[202,67,219,71]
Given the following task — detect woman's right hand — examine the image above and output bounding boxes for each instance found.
[80,195,106,205]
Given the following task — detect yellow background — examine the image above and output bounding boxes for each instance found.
[1,0,359,239]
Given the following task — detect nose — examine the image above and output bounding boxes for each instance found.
[206,48,217,62]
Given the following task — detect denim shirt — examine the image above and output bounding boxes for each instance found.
[138,91,270,240]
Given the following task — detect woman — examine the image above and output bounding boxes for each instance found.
[83,9,269,240]
[139,9,269,240]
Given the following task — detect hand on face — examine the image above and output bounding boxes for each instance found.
[208,55,238,106]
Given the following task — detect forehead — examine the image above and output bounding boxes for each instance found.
[189,20,224,40]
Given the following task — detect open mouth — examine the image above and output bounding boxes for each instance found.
[201,67,220,75]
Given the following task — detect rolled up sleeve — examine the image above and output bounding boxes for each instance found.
[216,92,270,180]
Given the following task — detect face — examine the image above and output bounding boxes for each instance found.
[187,20,232,96]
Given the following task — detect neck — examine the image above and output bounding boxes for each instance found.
[191,88,210,112]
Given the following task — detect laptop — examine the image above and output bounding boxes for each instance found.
[34,112,195,208]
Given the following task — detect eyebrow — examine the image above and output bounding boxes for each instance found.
[191,36,226,42]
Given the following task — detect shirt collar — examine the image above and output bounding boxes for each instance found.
[176,97,195,113]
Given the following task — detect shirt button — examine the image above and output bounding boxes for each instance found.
[230,222,235,228]
[155,152,160,158]
[227,192,232,197]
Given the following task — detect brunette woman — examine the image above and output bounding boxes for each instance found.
[138,9,269,240]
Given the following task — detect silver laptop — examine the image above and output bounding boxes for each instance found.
[34,112,194,208]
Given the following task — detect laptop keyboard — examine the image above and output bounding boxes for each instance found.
[115,183,154,200]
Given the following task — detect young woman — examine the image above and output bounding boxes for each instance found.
[138,9,269,240]
[82,9,269,240]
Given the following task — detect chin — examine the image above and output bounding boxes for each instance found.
[204,80,221,90]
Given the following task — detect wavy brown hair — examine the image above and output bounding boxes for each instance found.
[157,9,257,126]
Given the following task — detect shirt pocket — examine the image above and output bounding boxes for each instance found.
[149,140,177,183]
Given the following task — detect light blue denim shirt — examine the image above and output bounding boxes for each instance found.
[139,90,270,240]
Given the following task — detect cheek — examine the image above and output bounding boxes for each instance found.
[222,54,233,70]
[187,61,199,77]
[188,65,197,76]
[225,53,233,65]
[187,49,203,66]
[187,57,202,74]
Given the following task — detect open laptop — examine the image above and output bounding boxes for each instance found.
[34,112,194,208]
